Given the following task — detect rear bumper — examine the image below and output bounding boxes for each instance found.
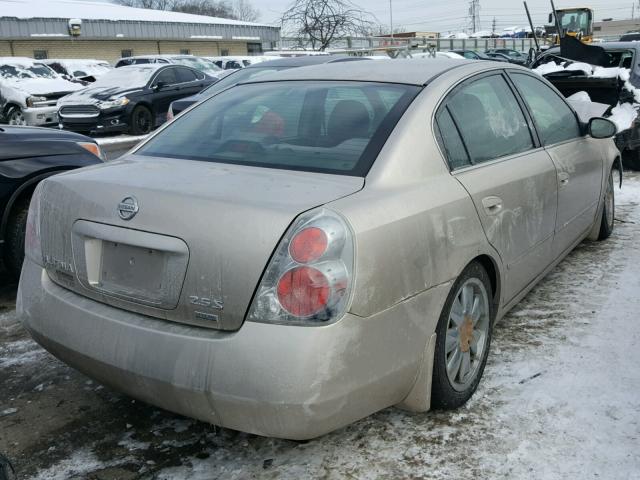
[18,259,445,439]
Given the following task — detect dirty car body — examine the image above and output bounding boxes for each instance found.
[18,60,619,439]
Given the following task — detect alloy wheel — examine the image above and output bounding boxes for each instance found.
[444,278,491,391]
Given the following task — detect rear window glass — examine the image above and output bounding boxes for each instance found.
[137,81,419,176]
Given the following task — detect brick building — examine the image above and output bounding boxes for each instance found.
[0,0,280,64]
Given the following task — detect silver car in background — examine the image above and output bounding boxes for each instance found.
[18,60,619,439]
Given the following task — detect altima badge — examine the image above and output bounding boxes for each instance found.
[118,196,139,220]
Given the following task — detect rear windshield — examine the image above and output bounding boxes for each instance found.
[137,81,419,176]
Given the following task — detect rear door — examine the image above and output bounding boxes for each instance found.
[436,72,558,303]
[149,66,180,122]
[509,72,604,257]
[174,67,205,97]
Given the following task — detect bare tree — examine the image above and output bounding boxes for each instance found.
[172,0,236,18]
[233,0,260,22]
[281,0,376,51]
[115,0,176,8]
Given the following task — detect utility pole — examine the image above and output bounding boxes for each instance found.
[468,0,481,34]
[389,0,394,40]
[492,16,496,35]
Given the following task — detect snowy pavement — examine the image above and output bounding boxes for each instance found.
[1,173,640,479]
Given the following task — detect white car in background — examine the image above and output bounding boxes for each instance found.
[43,59,111,83]
[208,56,273,70]
[0,57,83,126]
[410,51,465,60]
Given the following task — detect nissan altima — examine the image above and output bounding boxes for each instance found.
[18,59,619,440]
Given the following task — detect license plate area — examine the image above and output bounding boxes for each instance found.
[71,221,189,309]
[99,241,167,303]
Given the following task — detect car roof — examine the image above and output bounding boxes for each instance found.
[117,64,165,71]
[244,55,370,69]
[123,54,195,59]
[240,58,473,86]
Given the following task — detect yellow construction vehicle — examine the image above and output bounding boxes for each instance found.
[548,7,594,44]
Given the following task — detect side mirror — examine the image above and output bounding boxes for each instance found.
[588,117,617,139]
[153,80,167,91]
[548,13,553,24]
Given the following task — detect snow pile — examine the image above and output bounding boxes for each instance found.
[567,91,592,103]
[609,102,638,132]
[533,61,566,75]
[534,60,640,131]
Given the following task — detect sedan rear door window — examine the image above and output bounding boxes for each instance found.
[510,73,581,146]
[154,67,178,86]
[445,75,534,164]
[175,67,198,83]
[435,108,471,170]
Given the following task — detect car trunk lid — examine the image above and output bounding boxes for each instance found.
[39,156,364,330]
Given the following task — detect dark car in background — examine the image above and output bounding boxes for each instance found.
[619,32,640,42]
[58,64,216,135]
[452,50,509,62]
[168,55,370,118]
[485,48,528,65]
[114,55,225,79]
[1,125,103,278]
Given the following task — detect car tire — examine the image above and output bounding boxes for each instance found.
[598,168,615,241]
[431,261,494,409]
[129,105,153,135]
[6,106,26,126]
[4,198,29,280]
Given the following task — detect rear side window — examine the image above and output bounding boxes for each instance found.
[435,109,470,170]
[137,81,419,176]
[510,73,581,146]
[154,68,178,85]
[445,74,534,164]
[133,58,151,64]
[176,67,198,83]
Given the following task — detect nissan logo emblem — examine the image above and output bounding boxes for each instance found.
[117,196,139,220]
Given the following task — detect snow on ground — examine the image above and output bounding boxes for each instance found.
[1,174,640,479]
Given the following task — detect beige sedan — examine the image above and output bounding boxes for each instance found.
[18,59,618,439]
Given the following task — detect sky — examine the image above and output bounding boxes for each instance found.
[85,0,640,32]
[257,0,640,32]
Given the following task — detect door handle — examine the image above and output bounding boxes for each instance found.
[558,171,570,186]
[482,196,503,215]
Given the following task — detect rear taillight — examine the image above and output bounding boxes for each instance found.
[247,209,354,325]
[25,182,44,267]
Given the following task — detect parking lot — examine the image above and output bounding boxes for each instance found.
[1,172,638,480]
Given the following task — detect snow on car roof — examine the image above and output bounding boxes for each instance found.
[0,57,38,67]
[0,0,270,27]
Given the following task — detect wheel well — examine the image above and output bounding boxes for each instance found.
[473,254,500,303]
[2,102,21,118]
[1,170,71,240]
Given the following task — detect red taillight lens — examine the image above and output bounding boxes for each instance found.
[289,227,327,263]
[277,266,330,317]
[247,209,354,325]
